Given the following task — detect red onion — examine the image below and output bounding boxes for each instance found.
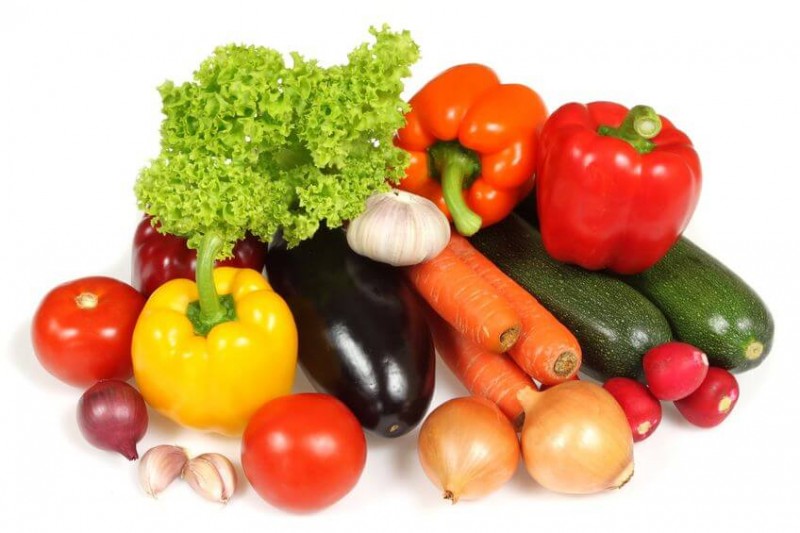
[77,380,149,460]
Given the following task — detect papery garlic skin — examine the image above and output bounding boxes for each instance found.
[347,190,451,266]
[139,445,189,498]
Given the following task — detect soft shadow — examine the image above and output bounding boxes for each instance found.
[366,425,419,454]
[291,367,317,394]
[364,426,430,506]
[433,355,465,395]
[143,406,185,442]
[661,401,688,426]
[507,460,546,496]
[61,398,84,445]
[104,249,135,287]
[9,321,63,392]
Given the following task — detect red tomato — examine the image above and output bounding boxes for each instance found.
[241,393,367,513]
[31,276,146,387]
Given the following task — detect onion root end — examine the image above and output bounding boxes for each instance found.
[612,461,635,490]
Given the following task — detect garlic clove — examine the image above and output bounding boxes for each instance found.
[139,445,189,498]
[182,453,237,504]
[196,453,237,502]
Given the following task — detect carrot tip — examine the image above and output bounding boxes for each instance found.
[553,350,579,377]
[499,326,521,352]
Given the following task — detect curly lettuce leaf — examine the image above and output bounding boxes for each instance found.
[135,25,419,254]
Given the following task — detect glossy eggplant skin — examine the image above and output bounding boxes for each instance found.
[266,227,435,438]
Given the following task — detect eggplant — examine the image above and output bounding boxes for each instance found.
[266,226,435,437]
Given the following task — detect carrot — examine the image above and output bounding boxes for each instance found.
[426,306,535,429]
[405,247,521,353]
[448,233,582,385]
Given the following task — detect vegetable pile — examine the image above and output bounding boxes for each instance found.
[28,24,775,513]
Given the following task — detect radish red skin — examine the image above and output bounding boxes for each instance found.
[603,378,662,442]
[674,367,739,428]
[643,342,709,401]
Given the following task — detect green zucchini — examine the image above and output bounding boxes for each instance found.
[619,238,774,372]
[470,214,673,380]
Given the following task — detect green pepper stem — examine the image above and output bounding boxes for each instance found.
[597,105,662,154]
[429,142,482,237]
[195,233,225,322]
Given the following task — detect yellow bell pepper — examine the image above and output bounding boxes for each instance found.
[131,241,297,436]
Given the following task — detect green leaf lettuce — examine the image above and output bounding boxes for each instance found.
[135,25,419,254]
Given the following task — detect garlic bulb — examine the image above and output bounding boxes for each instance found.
[347,190,451,266]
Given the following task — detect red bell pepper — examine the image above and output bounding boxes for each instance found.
[536,102,702,274]
[132,216,267,297]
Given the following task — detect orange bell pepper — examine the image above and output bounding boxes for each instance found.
[394,64,548,236]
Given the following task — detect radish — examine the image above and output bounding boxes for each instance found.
[603,377,662,442]
[674,367,739,428]
[643,342,709,400]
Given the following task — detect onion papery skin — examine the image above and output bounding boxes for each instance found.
[418,397,520,503]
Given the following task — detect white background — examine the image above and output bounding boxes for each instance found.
[1,1,798,531]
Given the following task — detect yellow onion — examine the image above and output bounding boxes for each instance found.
[518,382,634,494]
[418,397,520,503]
